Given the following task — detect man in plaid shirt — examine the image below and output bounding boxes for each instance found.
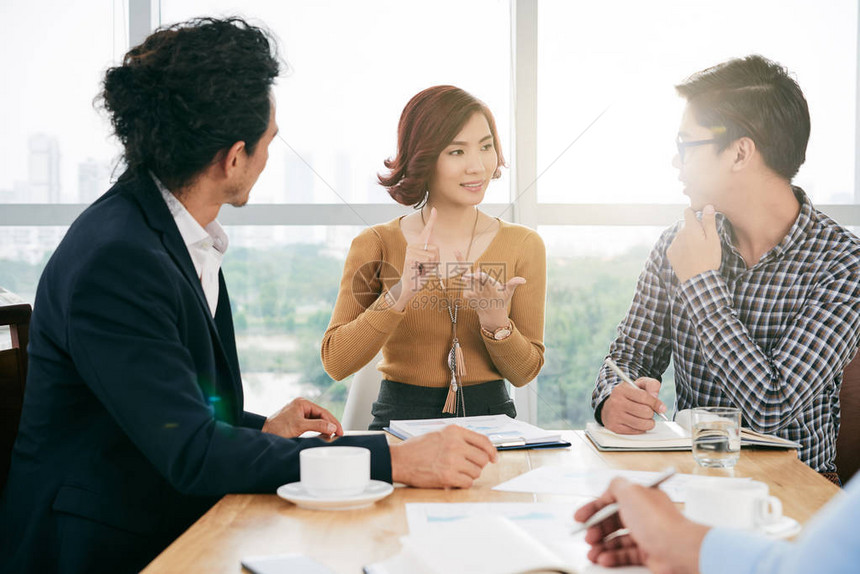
[593,55,860,475]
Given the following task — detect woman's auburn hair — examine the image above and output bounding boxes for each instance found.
[378,85,505,207]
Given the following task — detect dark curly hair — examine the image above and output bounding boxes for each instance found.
[378,85,505,208]
[676,54,810,181]
[99,17,280,190]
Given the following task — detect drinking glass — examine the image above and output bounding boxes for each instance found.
[691,406,741,468]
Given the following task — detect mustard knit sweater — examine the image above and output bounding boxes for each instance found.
[321,217,546,388]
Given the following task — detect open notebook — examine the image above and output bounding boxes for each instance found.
[585,409,800,452]
[385,414,570,450]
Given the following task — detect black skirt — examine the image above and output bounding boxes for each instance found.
[368,379,517,431]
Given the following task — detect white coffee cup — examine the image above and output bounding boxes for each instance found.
[300,446,370,498]
[684,479,782,530]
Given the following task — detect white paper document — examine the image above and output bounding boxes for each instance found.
[492,466,752,503]
[364,503,649,574]
[406,501,590,539]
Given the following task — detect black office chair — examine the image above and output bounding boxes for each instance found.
[0,287,31,493]
[836,352,860,486]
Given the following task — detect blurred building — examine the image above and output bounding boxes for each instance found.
[77,158,112,204]
[28,134,61,204]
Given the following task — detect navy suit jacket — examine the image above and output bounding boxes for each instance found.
[0,172,391,573]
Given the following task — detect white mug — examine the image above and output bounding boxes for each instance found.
[300,446,370,498]
[684,479,782,531]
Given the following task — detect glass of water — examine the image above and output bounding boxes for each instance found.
[691,406,741,468]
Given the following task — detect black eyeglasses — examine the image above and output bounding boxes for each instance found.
[676,136,719,162]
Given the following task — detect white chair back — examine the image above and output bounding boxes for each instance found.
[341,353,383,431]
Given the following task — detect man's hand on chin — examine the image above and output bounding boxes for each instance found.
[667,204,722,283]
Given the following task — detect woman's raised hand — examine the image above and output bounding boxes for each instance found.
[458,251,525,330]
[389,207,440,310]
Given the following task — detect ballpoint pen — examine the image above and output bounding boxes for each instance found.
[570,467,676,535]
[604,357,670,422]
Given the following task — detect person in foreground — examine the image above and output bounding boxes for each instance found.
[574,475,860,573]
[592,54,860,477]
[321,85,546,429]
[0,18,496,574]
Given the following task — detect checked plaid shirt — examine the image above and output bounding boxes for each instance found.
[593,188,860,472]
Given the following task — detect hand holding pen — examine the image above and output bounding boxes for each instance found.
[573,468,710,572]
[599,357,670,433]
[570,468,676,536]
[604,357,670,422]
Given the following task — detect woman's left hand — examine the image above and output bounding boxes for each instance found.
[457,251,526,330]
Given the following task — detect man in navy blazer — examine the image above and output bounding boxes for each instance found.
[0,18,497,574]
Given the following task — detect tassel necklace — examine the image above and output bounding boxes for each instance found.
[421,207,480,415]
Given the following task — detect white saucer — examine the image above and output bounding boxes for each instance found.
[760,515,802,539]
[684,513,802,540]
[276,480,394,511]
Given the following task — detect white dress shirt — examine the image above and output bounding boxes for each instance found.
[152,174,228,317]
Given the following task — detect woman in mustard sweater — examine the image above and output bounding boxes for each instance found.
[321,85,546,430]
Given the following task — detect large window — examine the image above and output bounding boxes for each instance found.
[537,226,676,428]
[537,0,858,205]
[162,0,512,206]
[2,1,858,427]
[221,225,364,418]
[0,0,126,286]
[0,0,126,205]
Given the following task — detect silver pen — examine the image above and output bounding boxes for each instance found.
[604,357,670,422]
[570,467,677,535]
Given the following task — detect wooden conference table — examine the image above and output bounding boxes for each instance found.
[143,430,840,573]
